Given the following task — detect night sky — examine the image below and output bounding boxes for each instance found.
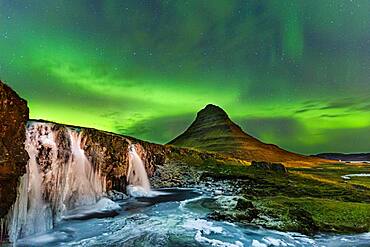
[1,0,369,154]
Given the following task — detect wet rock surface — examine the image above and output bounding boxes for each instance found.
[150,160,200,188]
[32,121,168,193]
[207,196,259,223]
[82,128,167,192]
[106,190,128,201]
[0,81,28,218]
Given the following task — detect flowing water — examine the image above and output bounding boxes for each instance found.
[126,145,151,197]
[341,174,370,180]
[4,122,370,246]
[7,188,370,247]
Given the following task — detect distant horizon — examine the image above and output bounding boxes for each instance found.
[1,1,369,154]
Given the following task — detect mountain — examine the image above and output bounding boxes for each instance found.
[313,153,370,162]
[168,104,322,163]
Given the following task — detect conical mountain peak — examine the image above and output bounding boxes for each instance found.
[169,104,312,163]
[197,104,229,119]
[189,104,237,131]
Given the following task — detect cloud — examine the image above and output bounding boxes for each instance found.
[295,100,323,114]
[295,96,370,116]
[320,97,359,110]
[319,114,349,118]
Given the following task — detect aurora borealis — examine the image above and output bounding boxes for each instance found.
[0,0,369,154]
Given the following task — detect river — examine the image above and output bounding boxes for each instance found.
[11,188,370,247]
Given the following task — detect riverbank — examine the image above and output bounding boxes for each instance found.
[152,150,370,235]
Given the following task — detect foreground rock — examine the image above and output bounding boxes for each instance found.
[0,81,28,218]
[202,195,318,235]
[249,161,288,173]
[207,196,259,223]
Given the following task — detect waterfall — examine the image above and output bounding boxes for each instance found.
[62,129,105,209]
[6,122,106,242]
[126,145,151,197]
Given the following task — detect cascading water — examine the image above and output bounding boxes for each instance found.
[62,129,105,210]
[126,145,151,197]
[6,122,107,242]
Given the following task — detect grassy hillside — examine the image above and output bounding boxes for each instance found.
[157,147,370,234]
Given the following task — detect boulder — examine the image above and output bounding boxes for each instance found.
[207,196,259,223]
[250,161,288,173]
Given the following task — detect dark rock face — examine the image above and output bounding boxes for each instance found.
[0,81,28,218]
[168,104,317,163]
[250,161,288,173]
[81,127,167,192]
[205,196,259,223]
[81,128,132,192]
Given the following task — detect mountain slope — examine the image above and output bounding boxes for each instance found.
[313,153,370,162]
[168,104,320,163]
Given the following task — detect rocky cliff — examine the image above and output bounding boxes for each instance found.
[27,120,169,194]
[23,120,230,193]
[0,81,28,218]
[75,125,167,192]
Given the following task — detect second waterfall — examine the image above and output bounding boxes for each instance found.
[126,145,152,197]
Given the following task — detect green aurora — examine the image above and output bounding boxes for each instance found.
[0,0,369,154]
